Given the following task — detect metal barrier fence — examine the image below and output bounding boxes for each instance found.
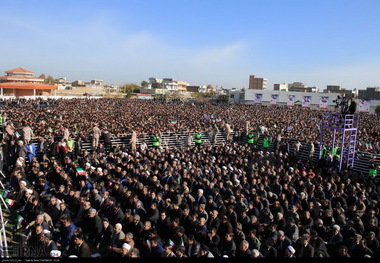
[0,171,9,258]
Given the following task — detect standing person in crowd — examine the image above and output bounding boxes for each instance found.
[92,123,102,150]
[5,121,15,142]
[62,126,70,141]
[211,124,219,146]
[16,140,27,160]
[184,131,193,148]
[21,122,34,145]
[26,141,37,163]
[152,132,161,149]
[130,130,137,152]
[102,125,112,152]
[195,131,203,147]
[225,122,233,142]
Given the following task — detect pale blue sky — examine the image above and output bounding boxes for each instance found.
[1,0,379,90]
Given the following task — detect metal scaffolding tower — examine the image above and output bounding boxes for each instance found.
[319,112,359,171]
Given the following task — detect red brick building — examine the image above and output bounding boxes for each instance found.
[0,67,57,96]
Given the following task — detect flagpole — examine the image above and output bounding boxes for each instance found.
[0,197,8,210]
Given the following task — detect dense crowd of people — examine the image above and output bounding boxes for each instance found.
[1,97,380,258]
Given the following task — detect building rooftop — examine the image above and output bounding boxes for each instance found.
[4,67,34,75]
[0,82,57,90]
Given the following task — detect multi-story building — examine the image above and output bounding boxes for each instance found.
[162,78,178,92]
[0,67,57,96]
[187,85,207,93]
[326,85,340,92]
[274,83,288,91]
[249,75,267,90]
[72,80,86,87]
[288,82,317,93]
[177,81,187,92]
[358,87,380,100]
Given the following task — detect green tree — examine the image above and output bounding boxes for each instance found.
[152,82,162,89]
[217,94,229,103]
[122,83,140,94]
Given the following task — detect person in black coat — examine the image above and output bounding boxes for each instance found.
[156,211,171,241]
[96,218,114,254]
[217,215,233,240]
[204,228,220,257]
[109,202,125,225]
[326,224,344,256]
[146,202,160,227]
[71,234,91,258]
[309,230,330,257]
[294,235,315,258]
[274,230,293,257]
[236,240,252,257]
[207,209,221,232]
[83,208,102,245]
[195,189,207,205]
[260,238,278,258]
[101,127,112,152]
[47,137,57,160]
[218,232,237,258]
[130,214,144,243]
[185,234,201,258]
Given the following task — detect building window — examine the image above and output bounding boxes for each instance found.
[230,94,235,98]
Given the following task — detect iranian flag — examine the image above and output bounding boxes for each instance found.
[15,131,21,139]
[77,168,87,176]
[5,198,15,206]
[0,190,11,199]
[17,215,26,229]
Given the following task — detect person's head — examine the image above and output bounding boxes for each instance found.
[338,245,349,256]
[88,208,97,218]
[121,242,131,255]
[19,180,27,190]
[332,224,340,234]
[143,221,152,230]
[160,211,166,219]
[251,249,260,258]
[125,232,134,242]
[102,218,110,228]
[164,244,173,255]
[36,214,44,224]
[35,225,44,235]
[225,232,234,241]
[199,217,206,226]
[73,234,84,245]
[83,201,91,209]
[285,246,296,257]
[300,235,310,246]
[240,240,249,252]
[115,223,122,233]
[133,214,140,223]
[59,202,66,211]
[175,246,186,257]
[129,247,140,258]
[62,217,72,227]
